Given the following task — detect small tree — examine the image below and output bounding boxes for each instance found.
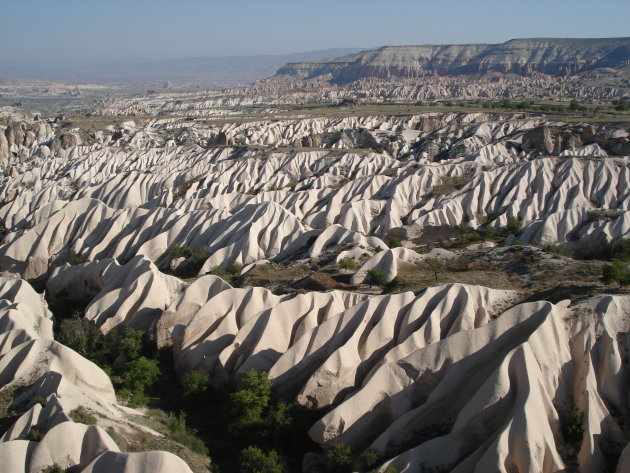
[388,238,403,249]
[56,318,91,356]
[363,449,380,468]
[228,370,272,435]
[240,446,284,473]
[227,263,243,275]
[367,268,388,287]
[561,407,584,445]
[326,442,353,467]
[119,328,144,360]
[481,226,496,239]
[338,258,357,270]
[181,370,209,398]
[426,258,443,282]
[601,260,630,287]
[121,356,160,406]
[505,216,522,235]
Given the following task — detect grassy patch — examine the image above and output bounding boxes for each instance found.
[107,420,212,473]
[387,260,520,293]
[244,263,311,287]
[429,175,472,197]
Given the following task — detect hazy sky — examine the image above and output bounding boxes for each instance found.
[2,0,629,62]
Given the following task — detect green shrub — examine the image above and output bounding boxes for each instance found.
[227,263,244,275]
[121,356,161,407]
[363,449,380,468]
[267,401,293,427]
[505,216,522,235]
[119,328,145,360]
[541,243,563,254]
[209,266,229,278]
[367,268,388,287]
[228,370,272,435]
[388,238,403,248]
[56,320,140,374]
[338,258,357,270]
[569,100,587,112]
[240,446,285,473]
[165,411,209,456]
[481,226,495,239]
[590,238,630,262]
[561,407,584,445]
[613,101,630,112]
[170,245,192,258]
[326,442,353,466]
[70,406,97,425]
[192,247,211,264]
[181,371,209,398]
[602,260,630,287]
[56,318,95,358]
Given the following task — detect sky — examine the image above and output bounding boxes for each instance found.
[2,0,629,63]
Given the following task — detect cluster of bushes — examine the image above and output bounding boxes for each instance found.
[560,406,584,446]
[337,258,357,270]
[388,238,403,249]
[367,268,388,287]
[612,100,630,112]
[568,100,588,112]
[216,370,330,472]
[55,311,381,472]
[479,99,595,112]
[169,245,211,265]
[602,260,630,288]
[481,100,538,110]
[56,319,160,407]
[584,238,630,262]
[565,237,630,287]
[207,263,243,283]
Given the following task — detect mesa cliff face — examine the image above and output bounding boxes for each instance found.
[275,38,630,82]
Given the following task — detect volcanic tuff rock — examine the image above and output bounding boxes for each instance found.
[276,38,630,82]
[0,113,628,282]
[0,276,194,473]
[0,105,629,472]
[40,258,630,472]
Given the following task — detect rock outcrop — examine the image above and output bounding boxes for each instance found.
[276,38,630,82]
[0,276,195,473]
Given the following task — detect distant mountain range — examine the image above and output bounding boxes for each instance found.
[3,38,629,91]
[274,38,630,83]
[0,48,363,87]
